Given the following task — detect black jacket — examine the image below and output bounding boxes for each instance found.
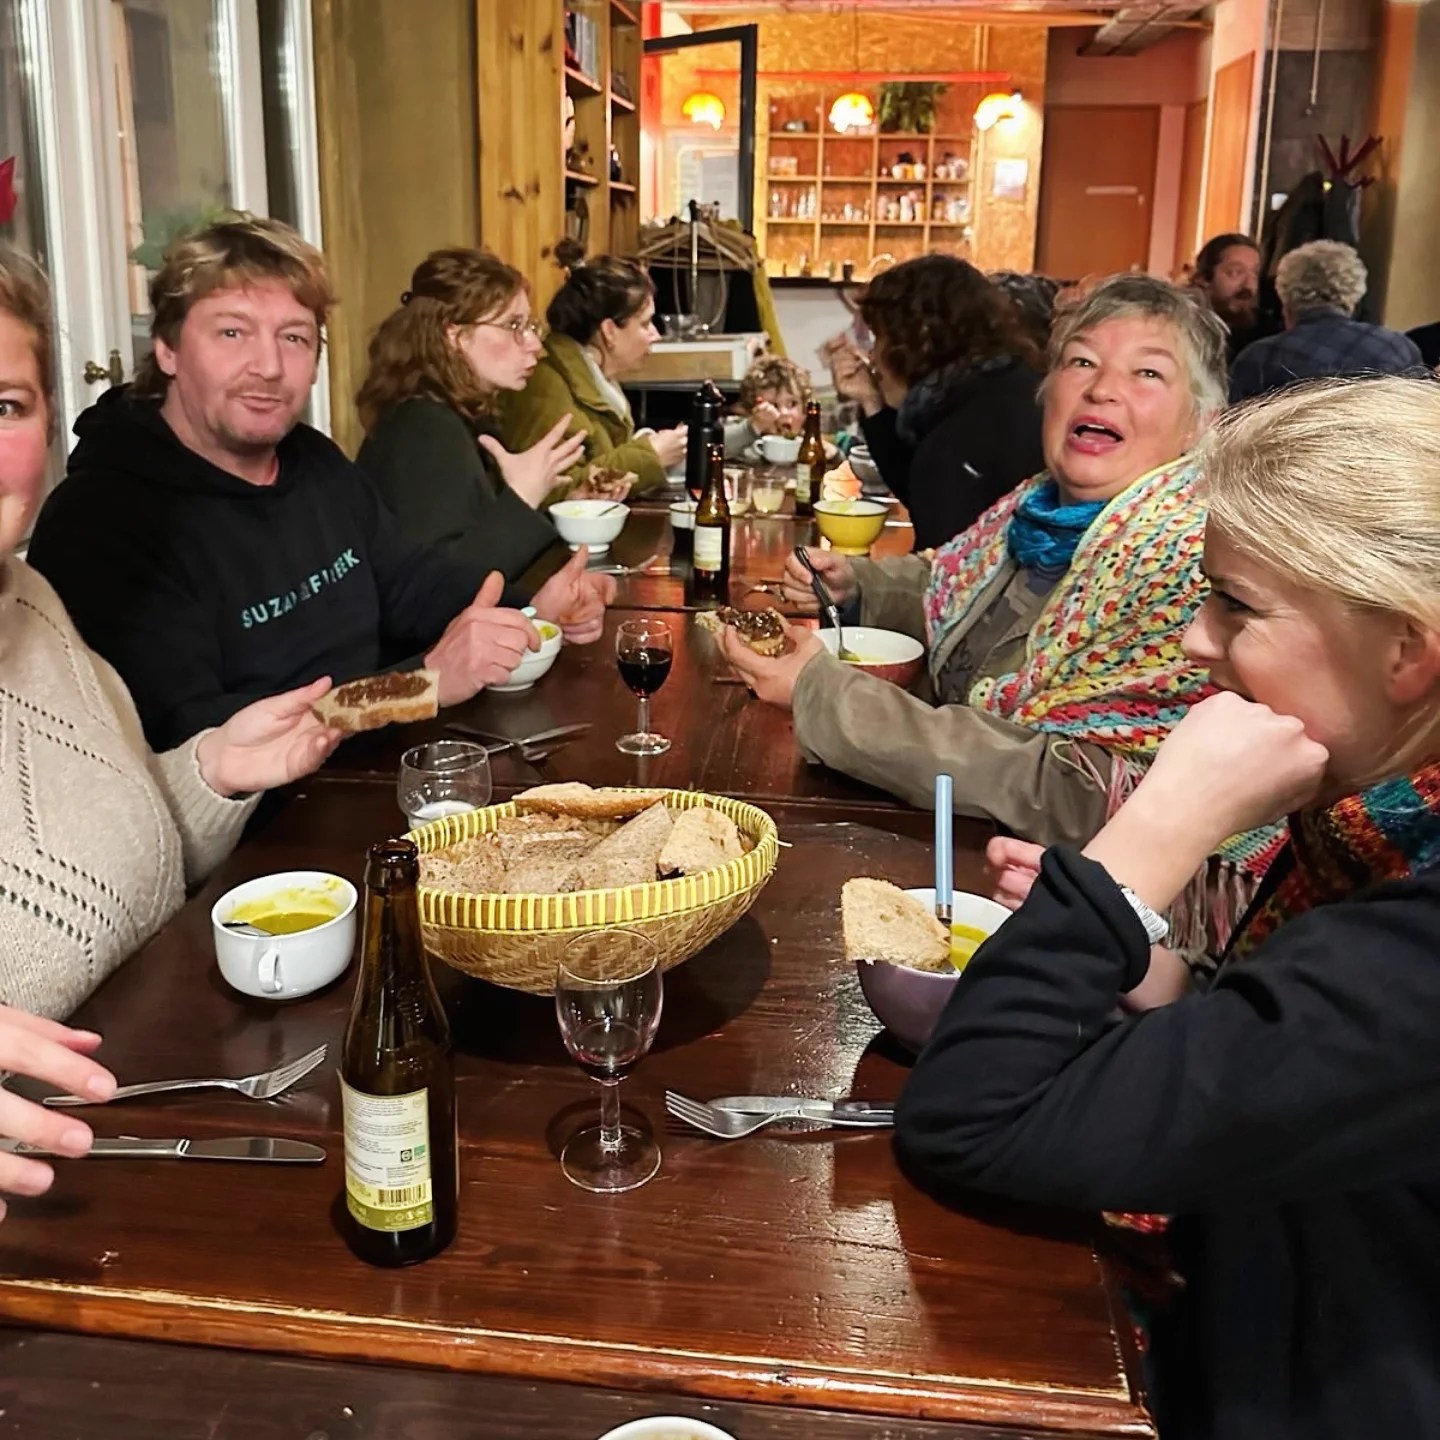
[860,357,1044,552]
[28,388,484,751]
[897,846,1440,1440]
[357,398,560,583]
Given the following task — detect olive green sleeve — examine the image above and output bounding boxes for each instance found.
[790,650,1112,846]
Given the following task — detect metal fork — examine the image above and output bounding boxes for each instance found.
[43,1043,328,1108]
[664,1090,891,1140]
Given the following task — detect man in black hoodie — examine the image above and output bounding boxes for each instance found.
[28,218,611,751]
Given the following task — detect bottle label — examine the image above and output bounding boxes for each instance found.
[342,1079,434,1233]
[693,525,725,573]
[795,467,813,502]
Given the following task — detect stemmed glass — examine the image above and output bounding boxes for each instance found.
[397,740,492,827]
[555,931,664,1193]
[615,617,673,756]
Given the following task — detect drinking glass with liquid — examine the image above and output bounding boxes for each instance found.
[398,740,492,827]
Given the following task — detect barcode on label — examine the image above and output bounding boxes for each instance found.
[378,1185,427,1206]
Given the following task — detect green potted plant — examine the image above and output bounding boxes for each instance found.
[129,201,234,272]
[878,82,947,135]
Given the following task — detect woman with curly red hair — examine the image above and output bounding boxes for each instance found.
[825,255,1045,549]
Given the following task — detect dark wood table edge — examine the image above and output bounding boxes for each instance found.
[0,1286,1152,1435]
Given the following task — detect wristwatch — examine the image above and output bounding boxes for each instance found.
[1117,885,1169,944]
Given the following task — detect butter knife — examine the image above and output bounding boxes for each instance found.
[0,1136,326,1163]
[710,1096,895,1126]
[445,721,590,749]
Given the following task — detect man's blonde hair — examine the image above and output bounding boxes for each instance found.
[133,214,334,399]
[1275,239,1367,318]
[1201,376,1440,774]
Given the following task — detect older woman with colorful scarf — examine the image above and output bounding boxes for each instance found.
[897,377,1440,1440]
[722,276,1244,943]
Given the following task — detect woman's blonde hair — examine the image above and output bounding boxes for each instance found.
[133,214,333,400]
[356,248,526,431]
[1047,273,1228,420]
[1202,376,1440,774]
[0,245,54,434]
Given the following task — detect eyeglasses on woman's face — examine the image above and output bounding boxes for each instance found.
[477,315,547,345]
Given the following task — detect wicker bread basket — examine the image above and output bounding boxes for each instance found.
[408,790,779,994]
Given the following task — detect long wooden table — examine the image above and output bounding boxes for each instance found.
[328,606,909,813]
[0,783,1152,1438]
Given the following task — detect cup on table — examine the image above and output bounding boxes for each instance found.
[750,473,786,516]
[211,871,358,1000]
[398,740,492,827]
[724,466,751,515]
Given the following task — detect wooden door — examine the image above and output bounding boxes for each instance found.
[1174,98,1209,274]
[1203,54,1256,238]
[1036,105,1159,280]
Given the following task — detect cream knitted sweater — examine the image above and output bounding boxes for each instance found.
[0,558,256,1019]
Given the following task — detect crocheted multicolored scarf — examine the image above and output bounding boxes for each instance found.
[1230,760,1440,958]
[925,455,1211,765]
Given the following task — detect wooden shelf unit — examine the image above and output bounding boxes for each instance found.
[756,95,984,279]
[479,0,642,308]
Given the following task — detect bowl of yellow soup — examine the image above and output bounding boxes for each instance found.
[813,498,887,555]
[817,625,924,688]
[550,498,629,554]
[211,871,357,1000]
[855,886,1010,1053]
[490,617,562,693]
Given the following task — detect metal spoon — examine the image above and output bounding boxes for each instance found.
[222,921,274,938]
[793,547,860,661]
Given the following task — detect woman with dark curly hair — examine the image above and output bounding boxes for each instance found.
[356,248,584,581]
[825,255,1045,550]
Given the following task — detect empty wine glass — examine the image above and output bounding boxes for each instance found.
[615,617,673,756]
[555,931,663,1193]
[398,740,492,827]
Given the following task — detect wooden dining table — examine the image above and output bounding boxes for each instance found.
[0,493,1156,1440]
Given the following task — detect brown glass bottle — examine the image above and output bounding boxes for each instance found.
[341,838,457,1267]
[692,440,731,599]
[795,400,824,517]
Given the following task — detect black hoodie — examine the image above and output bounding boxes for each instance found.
[28,388,485,751]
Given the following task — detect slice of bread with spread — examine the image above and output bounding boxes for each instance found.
[312,669,438,734]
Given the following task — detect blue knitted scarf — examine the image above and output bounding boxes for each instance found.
[1006,480,1106,573]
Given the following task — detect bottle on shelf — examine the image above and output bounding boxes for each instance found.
[684,380,725,503]
[692,440,731,599]
[795,400,823,517]
[341,838,458,1268]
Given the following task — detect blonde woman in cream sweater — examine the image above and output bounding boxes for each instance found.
[0,253,340,1218]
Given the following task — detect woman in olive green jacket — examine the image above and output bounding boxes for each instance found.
[500,254,687,499]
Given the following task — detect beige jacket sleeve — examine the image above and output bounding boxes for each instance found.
[850,554,930,640]
[791,651,1112,846]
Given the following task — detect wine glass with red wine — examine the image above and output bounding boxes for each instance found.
[615,617,673,756]
[555,931,663,1193]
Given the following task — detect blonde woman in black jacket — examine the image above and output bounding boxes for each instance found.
[899,376,1440,1440]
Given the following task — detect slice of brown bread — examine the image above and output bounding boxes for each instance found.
[574,802,674,889]
[312,669,439,734]
[841,878,951,971]
[658,805,744,876]
[512,783,671,820]
[418,833,505,894]
[493,813,600,869]
[502,856,583,895]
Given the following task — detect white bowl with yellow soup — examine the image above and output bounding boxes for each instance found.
[211,871,357,1000]
[491,618,563,693]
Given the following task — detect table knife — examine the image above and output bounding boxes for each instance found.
[0,1136,326,1163]
[444,721,590,749]
[709,1096,895,1126]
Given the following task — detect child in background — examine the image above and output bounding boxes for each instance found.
[723,354,813,457]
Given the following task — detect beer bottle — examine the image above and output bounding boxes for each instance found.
[341,838,457,1267]
[795,400,824,517]
[692,440,731,599]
